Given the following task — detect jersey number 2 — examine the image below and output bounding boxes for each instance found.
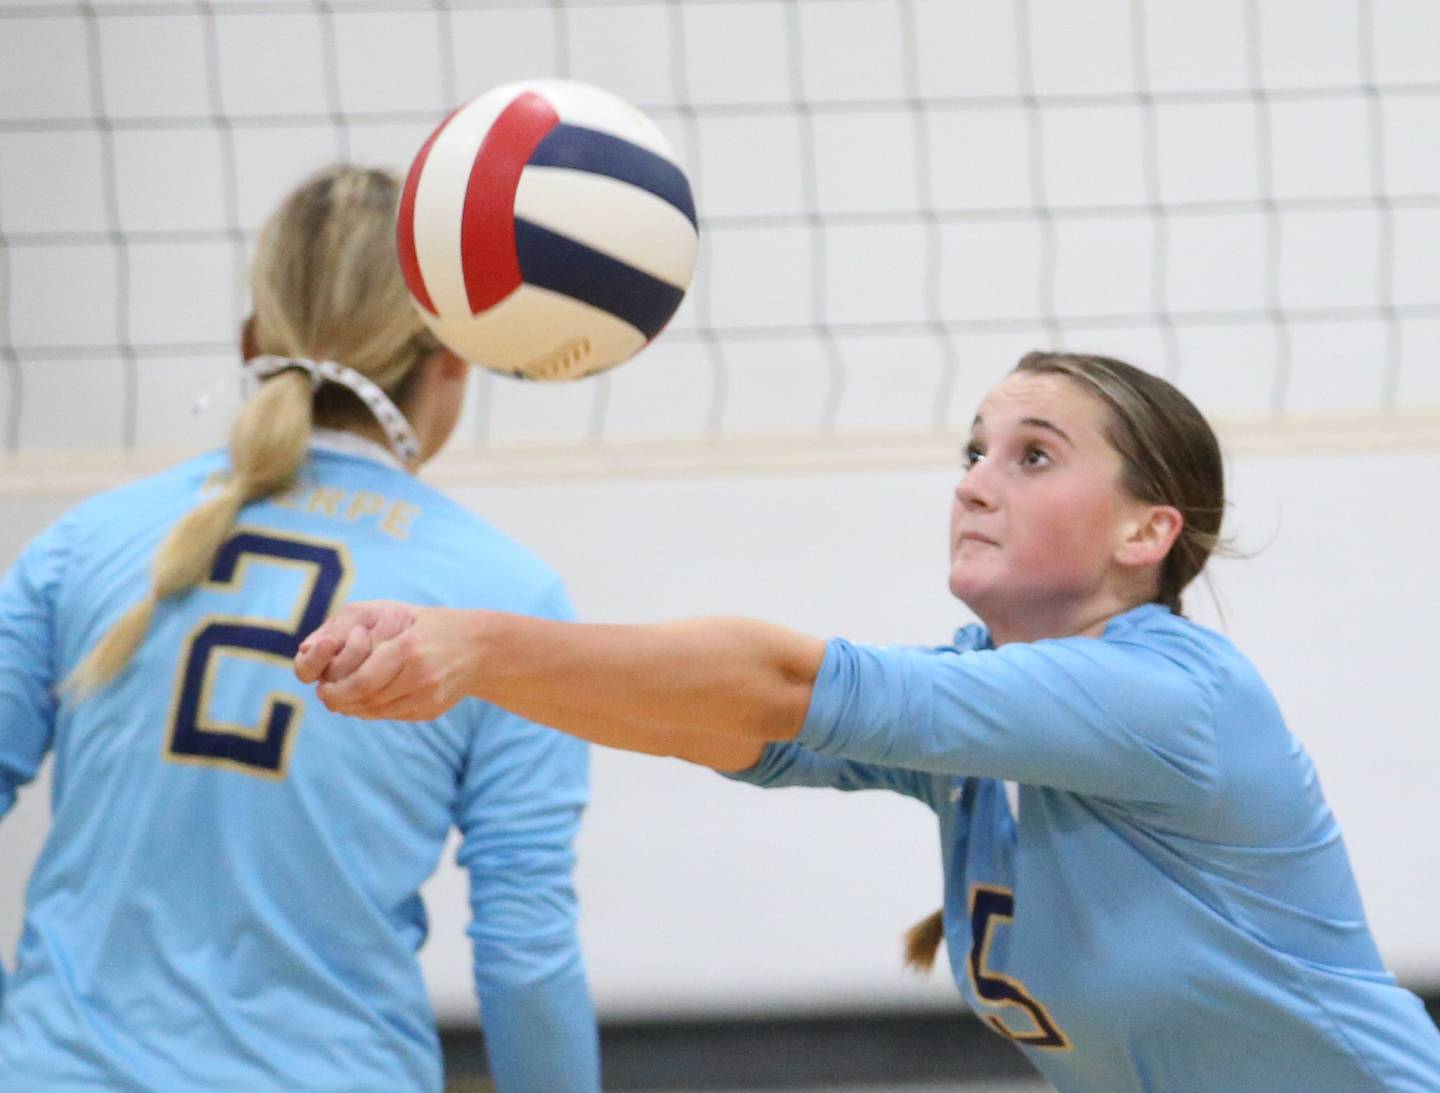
[167,530,349,779]
[968,884,1071,1050]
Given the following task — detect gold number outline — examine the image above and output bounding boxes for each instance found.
[966,883,1072,1050]
[163,527,352,780]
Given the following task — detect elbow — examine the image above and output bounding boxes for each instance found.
[758,633,824,742]
[715,621,823,743]
[752,674,813,743]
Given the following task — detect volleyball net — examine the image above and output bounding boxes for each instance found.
[2,0,1439,493]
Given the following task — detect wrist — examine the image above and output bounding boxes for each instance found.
[456,608,497,700]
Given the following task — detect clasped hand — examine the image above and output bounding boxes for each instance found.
[294,601,474,720]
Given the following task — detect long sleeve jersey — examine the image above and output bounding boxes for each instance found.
[0,442,599,1093]
[730,604,1440,1092]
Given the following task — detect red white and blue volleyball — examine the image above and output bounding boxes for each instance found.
[396,79,699,381]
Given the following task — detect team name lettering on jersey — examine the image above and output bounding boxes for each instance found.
[202,472,420,540]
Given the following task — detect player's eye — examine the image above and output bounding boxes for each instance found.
[1021,445,1051,468]
[963,443,985,468]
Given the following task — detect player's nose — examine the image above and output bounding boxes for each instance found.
[955,464,998,512]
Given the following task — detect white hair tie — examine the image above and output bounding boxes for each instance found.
[243,355,422,467]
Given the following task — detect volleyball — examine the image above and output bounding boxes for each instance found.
[396,79,699,382]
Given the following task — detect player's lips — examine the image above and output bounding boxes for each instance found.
[956,532,999,547]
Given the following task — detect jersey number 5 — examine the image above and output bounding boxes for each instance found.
[968,884,1071,1050]
[166,530,350,779]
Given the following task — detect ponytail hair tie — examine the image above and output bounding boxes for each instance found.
[243,355,422,467]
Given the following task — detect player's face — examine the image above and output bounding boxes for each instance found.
[949,372,1143,638]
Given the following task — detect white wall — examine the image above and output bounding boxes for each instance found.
[2,448,1438,1020]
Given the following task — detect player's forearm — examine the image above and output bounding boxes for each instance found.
[476,971,599,1093]
[501,690,768,771]
[464,612,824,752]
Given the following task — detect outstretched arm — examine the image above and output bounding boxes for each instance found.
[295,602,825,770]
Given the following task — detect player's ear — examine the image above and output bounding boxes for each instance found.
[1116,504,1183,569]
[432,347,467,380]
[409,349,468,463]
[240,315,258,361]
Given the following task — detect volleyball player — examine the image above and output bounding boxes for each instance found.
[300,353,1440,1091]
[0,167,598,1092]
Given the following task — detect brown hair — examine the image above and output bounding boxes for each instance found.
[905,350,1228,973]
[64,165,439,697]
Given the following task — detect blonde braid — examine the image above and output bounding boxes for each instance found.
[63,371,313,697]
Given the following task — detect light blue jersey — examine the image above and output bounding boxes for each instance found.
[732,604,1440,1092]
[0,443,598,1093]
